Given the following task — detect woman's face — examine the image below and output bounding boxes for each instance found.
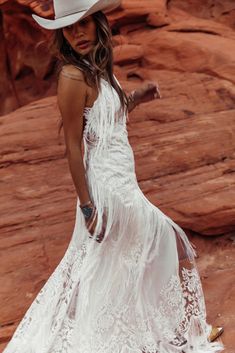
[62,15,97,56]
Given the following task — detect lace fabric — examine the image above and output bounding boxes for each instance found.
[3,78,224,353]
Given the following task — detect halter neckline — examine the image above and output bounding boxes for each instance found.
[84,78,108,111]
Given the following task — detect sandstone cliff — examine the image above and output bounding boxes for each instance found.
[0,0,234,351]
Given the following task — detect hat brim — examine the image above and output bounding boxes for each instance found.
[32,0,121,30]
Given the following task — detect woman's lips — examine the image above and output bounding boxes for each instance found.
[76,41,90,49]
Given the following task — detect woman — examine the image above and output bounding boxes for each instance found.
[3,1,224,352]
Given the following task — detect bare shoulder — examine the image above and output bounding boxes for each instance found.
[59,64,85,82]
[58,64,87,94]
[57,65,88,112]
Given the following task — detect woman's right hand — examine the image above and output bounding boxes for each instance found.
[85,206,106,243]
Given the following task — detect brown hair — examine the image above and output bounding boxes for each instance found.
[52,11,128,135]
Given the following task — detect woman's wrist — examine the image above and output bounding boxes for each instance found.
[128,90,140,111]
[80,200,94,221]
[80,200,93,208]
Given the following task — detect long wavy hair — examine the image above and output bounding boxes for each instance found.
[52,11,128,135]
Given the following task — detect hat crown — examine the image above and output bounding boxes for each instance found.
[54,0,97,19]
[32,0,121,30]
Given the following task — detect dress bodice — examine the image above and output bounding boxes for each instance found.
[82,78,127,153]
[82,77,138,206]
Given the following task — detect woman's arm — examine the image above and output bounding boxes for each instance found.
[57,65,91,205]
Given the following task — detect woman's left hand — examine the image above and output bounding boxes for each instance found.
[135,82,161,105]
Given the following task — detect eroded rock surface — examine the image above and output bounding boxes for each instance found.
[0,0,234,114]
[0,76,234,351]
[0,0,234,351]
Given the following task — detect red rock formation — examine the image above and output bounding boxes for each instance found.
[0,0,234,351]
[0,0,234,115]
[0,74,234,351]
[0,10,19,112]
[168,0,235,29]
[0,0,55,115]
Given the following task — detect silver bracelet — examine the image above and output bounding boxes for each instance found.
[80,203,94,220]
[79,200,92,208]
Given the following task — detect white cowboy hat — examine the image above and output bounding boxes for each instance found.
[32,0,121,30]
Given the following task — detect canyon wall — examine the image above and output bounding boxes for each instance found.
[0,0,234,351]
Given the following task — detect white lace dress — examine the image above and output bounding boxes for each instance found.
[3,78,224,353]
